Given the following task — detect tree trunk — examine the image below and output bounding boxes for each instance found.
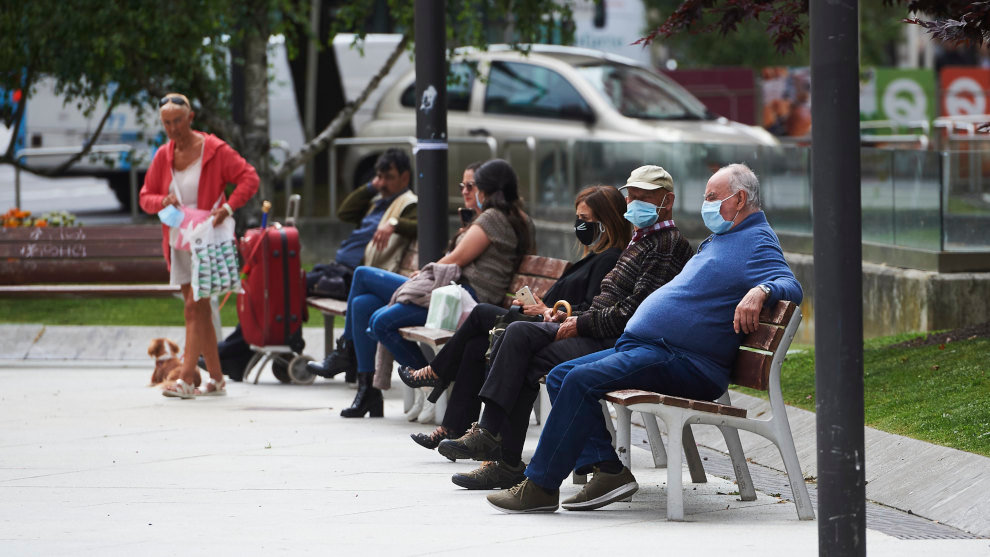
[238,6,273,226]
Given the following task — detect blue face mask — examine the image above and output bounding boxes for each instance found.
[701,191,740,234]
[623,199,660,229]
[476,194,484,211]
[157,204,184,228]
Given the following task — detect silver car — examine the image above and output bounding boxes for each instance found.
[341,44,777,206]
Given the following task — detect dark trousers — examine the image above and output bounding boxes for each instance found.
[428,303,509,435]
[478,320,616,463]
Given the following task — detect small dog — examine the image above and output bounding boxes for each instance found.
[148,338,201,388]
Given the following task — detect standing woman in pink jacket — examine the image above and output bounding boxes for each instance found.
[139,93,259,399]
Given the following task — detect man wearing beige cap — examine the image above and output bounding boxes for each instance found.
[488,163,802,514]
[435,165,693,491]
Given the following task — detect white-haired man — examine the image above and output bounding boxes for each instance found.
[487,163,804,513]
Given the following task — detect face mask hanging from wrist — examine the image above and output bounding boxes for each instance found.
[701,190,740,234]
[574,218,603,246]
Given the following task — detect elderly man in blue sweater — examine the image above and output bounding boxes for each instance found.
[487,163,803,514]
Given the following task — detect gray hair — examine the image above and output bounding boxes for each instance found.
[718,163,761,208]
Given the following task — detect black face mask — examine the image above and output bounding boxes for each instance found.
[574,218,601,246]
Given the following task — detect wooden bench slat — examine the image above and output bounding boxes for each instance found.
[0,242,164,259]
[741,323,785,352]
[0,284,180,298]
[732,349,773,390]
[605,389,747,418]
[306,297,348,316]
[516,255,571,277]
[605,389,663,406]
[398,325,455,346]
[0,260,169,285]
[0,225,163,241]
[759,301,796,326]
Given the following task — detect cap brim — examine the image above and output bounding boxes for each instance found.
[621,181,673,192]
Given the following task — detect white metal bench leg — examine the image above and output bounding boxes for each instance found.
[663,411,685,521]
[639,412,668,468]
[719,424,756,501]
[613,404,632,468]
[601,401,616,444]
[775,427,816,520]
[538,380,550,425]
[681,425,707,484]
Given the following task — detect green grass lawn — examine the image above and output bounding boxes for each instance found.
[737,334,990,457]
[0,297,343,330]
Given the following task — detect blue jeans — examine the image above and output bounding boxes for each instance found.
[525,332,723,490]
[345,266,477,374]
[344,266,424,374]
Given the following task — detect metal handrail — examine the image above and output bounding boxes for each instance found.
[13,144,139,220]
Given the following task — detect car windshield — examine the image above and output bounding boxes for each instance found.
[574,62,710,120]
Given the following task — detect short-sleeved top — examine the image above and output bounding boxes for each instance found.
[458,208,523,305]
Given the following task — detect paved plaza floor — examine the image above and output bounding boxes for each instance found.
[1,357,987,556]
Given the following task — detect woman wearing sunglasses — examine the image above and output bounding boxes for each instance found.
[138,93,258,399]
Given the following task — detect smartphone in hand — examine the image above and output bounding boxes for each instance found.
[515,285,537,306]
[459,208,475,227]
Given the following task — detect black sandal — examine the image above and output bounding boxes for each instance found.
[410,426,452,450]
[398,365,440,389]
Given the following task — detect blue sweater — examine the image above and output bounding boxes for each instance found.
[624,211,803,391]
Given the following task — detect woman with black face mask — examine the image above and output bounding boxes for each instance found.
[400,185,630,453]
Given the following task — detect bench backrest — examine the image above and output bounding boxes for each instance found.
[505,255,572,307]
[731,300,798,391]
[0,225,167,285]
[398,243,419,277]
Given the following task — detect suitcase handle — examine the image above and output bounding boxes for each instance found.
[286,194,301,227]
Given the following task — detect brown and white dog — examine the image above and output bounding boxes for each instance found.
[147,338,201,388]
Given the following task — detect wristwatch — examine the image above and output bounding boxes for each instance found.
[388,217,399,228]
[757,284,771,296]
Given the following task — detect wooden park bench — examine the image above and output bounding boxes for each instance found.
[603,300,815,521]
[0,225,176,297]
[398,254,571,421]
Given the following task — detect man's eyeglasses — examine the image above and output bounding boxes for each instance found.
[159,96,187,107]
[459,182,475,191]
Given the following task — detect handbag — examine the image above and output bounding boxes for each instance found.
[188,215,240,301]
[485,300,571,364]
[424,283,477,331]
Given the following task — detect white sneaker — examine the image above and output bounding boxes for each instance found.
[417,399,436,424]
[405,388,425,422]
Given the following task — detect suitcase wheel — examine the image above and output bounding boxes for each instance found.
[288,355,317,385]
[271,355,292,384]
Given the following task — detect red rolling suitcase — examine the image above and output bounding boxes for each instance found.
[237,223,307,354]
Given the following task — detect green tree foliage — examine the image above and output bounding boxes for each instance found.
[0,0,573,196]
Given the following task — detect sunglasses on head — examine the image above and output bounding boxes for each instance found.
[159,96,187,107]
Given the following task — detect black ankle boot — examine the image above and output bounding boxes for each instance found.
[340,373,383,418]
[307,337,355,379]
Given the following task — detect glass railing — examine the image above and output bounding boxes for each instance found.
[499,139,987,253]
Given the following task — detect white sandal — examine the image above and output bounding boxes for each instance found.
[162,379,198,399]
[199,377,227,397]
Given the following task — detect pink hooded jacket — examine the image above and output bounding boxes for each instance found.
[138,132,259,269]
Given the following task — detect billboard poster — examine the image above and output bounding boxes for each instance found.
[860,68,935,124]
[760,67,811,137]
[940,67,990,117]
